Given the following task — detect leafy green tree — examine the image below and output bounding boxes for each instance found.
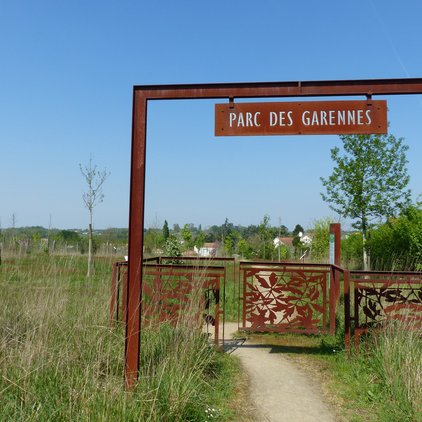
[222,218,233,242]
[310,218,334,261]
[54,230,81,243]
[194,230,205,249]
[164,235,182,263]
[292,224,304,237]
[224,235,235,256]
[237,238,253,259]
[204,225,221,242]
[180,224,193,250]
[258,215,273,259]
[321,133,411,270]
[143,228,163,254]
[341,232,363,268]
[162,220,170,241]
[292,224,305,257]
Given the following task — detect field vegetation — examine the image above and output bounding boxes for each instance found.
[247,316,421,421]
[1,201,421,420]
[0,255,246,421]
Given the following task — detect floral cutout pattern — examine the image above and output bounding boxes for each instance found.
[356,283,422,328]
[243,267,328,333]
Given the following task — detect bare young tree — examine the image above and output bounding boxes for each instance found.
[80,158,110,277]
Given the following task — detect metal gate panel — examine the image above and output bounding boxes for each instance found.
[141,264,224,348]
[240,262,331,334]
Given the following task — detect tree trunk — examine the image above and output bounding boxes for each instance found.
[362,228,371,271]
[87,223,93,277]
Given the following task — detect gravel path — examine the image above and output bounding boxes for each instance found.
[224,323,337,422]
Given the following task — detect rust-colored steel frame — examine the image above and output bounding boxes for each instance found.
[238,261,340,335]
[109,261,127,324]
[344,270,422,351]
[141,263,224,348]
[127,78,422,389]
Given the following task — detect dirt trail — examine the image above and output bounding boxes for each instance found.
[224,323,337,422]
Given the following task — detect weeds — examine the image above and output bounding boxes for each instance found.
[363,320,422,421]
[0,255,241,421]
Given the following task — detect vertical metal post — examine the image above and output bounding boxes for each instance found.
[344,270,351,352]
[214,274,220,348]
[110,263,118,325]
[122,271,128,324]
[329,223,341,266]
[242,269,247,329]
[329,223,341,302]
[116,266,122,321]
[329,266,336,335]
[125,91,147,389]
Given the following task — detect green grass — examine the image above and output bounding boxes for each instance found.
[0,254,245,421]
[245,319,422,421]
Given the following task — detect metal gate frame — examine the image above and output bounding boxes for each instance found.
[238,261,340,335]
[125,78,422,388]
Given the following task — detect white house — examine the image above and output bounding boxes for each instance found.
[196,242,218,257]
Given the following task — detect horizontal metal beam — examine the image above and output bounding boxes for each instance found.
[134,78,422,100]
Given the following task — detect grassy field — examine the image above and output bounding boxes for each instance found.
[0,254,248,421]
[2,254,420,421]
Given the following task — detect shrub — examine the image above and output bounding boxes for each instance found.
[368,205,422,271]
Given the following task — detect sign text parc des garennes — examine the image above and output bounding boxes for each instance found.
[215,100,387,136]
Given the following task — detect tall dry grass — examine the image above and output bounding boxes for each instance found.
[0,255,239,421]
[368,319,422,420]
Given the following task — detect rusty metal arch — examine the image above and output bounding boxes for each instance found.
[125,78,422,388]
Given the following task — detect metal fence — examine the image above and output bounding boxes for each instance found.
[110,257,231,348]
[344,269,422,350]
[239,261,341,334]
[111,258,422,352]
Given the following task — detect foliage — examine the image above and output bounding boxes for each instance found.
[100,227,128,243]
[310,218,333,261]
[194,230,205,249]
[292,224,304,237]
[53,229,81,243]
[277,244,290,260]
[367,204,422,271]
[143,228,164,254]
[162,219,170,241]
[353,321,422,421]
[321,133,411,269]
[2,216,294,262]
[291,224,306,258]
[180,224,193,250]
[164,234,182,259]
[258,214,274,260]
[237,238,253,259]
[321,133,411,230]
[0,255,242,421]
[224,234,235,256]
[341,232,363,269]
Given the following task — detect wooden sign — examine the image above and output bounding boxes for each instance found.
[215,100,387,136]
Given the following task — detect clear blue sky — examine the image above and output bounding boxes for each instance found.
[1,1,421,231]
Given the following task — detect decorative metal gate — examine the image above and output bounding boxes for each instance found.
[239,262,338,334]
[142,263,224,348]
[344,270,422,350]
[110,258,228,349]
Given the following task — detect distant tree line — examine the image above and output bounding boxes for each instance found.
[144,216,299,260]
[1,204,420,271]
[0,227,129,257]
